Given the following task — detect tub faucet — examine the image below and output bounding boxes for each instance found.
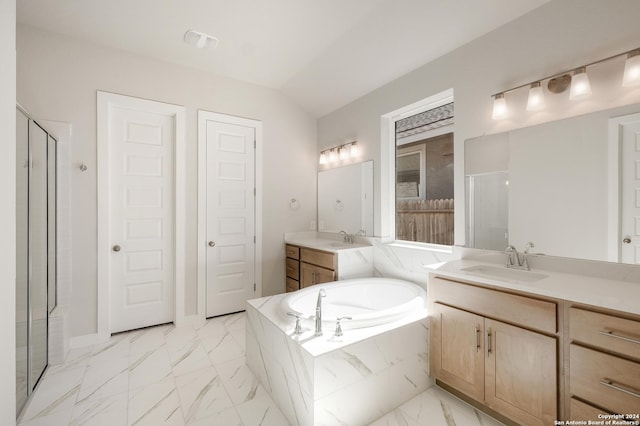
[315,288,326,336]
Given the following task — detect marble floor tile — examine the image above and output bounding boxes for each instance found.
[70,391,128,426]
[18,311,504,426]
[128,375,184,426]
[76,356,129,404]
[175,366,234,423]
[128,346,173,391]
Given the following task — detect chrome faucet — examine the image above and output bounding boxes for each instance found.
[505,245,518,267]
[505,243,533,271]
[315,288,326,336]
[339,230,352,244]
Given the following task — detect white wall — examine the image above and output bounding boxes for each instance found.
[1,0,16,422]
[318,0,640,248]
[17,24,318,338]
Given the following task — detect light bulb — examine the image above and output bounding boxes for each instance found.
[526,82,545,111]
[569,67,592,100]
[350,142,359,158]
[319,151,327,165]
[328,149,338,163]
[339,146,349,160]
[623,51,640,87]
[492,93,507,120]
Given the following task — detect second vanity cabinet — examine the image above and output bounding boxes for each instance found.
[285,244,337,292]
[568,306,640,416]
[430,276,558,426]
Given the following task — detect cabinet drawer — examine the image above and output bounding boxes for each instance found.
[285,244,300,260]
[570,398,612,421]
[430,277,557,334]
[286,258,299,279]
[570,307,640,360]
[570,344,640,413]
[300,248,335,270]
[286,277,299,293]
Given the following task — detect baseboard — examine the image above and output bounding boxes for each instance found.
[176,314,206,328]
[70,332,109,349]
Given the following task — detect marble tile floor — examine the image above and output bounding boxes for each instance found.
[18,312,503,426]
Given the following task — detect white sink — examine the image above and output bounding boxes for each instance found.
[461,265,548,283]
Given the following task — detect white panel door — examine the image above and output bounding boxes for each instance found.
[109,106,175,333]
[621,120,640,264]
[205,119,255,317]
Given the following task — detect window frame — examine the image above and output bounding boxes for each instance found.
[380,88,454,250]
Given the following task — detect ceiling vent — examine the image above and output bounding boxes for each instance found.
[184,30,218,49]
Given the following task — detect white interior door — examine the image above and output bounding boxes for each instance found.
[621,120,640,264]
[203,117,256,317]
[108,105,175,333]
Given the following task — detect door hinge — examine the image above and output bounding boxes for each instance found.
[253,283,256,292]
[254,139,256,149]
[254,187,256,196]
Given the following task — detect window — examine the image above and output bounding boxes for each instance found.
[381,89,455,247]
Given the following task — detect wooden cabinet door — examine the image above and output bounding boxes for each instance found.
[300,263,335,288]
[485,319,557,426]
[431,303,485,401]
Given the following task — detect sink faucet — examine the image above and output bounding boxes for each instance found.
[505,243,532,271]
[505,245,518,267]
[339,230,352,244]
[315,288,326,336]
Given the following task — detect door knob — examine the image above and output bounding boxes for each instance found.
[112,245,121,252]
[623,237,632,244]
[208,241,216,247]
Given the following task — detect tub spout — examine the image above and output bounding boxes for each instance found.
[315,289,326,336]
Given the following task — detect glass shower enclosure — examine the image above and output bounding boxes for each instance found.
[16,106,57,416]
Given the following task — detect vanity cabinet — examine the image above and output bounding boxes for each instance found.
[285,244,336,292]
[430,276,558,426]
[568,307,640,416]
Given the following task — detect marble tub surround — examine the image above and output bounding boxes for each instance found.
[246,292,430,426]
[427,256,640,315]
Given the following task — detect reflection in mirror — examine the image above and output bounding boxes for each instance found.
[395,102,454,245]
[318,160,373,236]
[464,103,640,264]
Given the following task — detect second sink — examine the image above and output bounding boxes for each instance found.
[461,264,548,283]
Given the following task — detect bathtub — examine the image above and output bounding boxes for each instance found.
[278,277,427,329]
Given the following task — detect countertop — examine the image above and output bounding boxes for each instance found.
[284,235,371,253]
[425,259,640,316]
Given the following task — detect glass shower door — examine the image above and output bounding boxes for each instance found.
[16,110,29,413]
[28,121,48,393]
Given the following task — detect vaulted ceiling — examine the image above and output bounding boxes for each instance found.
[17,0,549,117]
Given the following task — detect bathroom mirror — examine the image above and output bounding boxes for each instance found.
[318,160,374,236]
[465,102,640,263]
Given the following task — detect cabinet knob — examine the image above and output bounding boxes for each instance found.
[208,241,216,247]
[112,245,121,252]
[623,236,632,244]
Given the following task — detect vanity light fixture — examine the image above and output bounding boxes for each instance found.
[492,93,507,120]
[623,50,640,87]
[526,82,545,111]
[569,67,592,100]
[491,46,640,120]
[319,141,359,167]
